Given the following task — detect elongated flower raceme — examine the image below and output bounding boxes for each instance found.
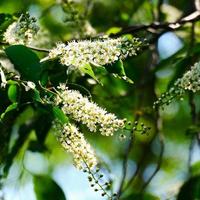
[153,62,200,108]
[45,37,142,70]
[55,84,125,136]
[55,122,98,170]
[4,13,39,45]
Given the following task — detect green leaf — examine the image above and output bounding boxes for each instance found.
[33,89,42,102]
[34,112,52,146]
[33,175,66,200]
[5,45,42,82]
[0,102,18,120]
[122,192,160,200]
[79,63,99,82]
[7,84,18,102]
[40,71,49,86]
[106,60,134,84]
[177,176,200,200]
[191,161,200,176]
[52,106,69,125]
[106,27,122,35]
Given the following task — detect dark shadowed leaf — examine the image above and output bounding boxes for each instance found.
[177,176,200,200]
[0,102,18,120]
[5,45,42,82]
[33,175,66,200]
[167,57,191,89]
[121,192,160,200]
[106,60,133,83]
[191,162,200,176]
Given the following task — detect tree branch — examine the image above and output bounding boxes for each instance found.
[111,11,200,37]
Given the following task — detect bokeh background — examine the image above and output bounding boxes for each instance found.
[1,0,200,200]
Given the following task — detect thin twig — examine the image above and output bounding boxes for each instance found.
[117,135,134,197]
[25,45,50,52]
[0,41,50,52]
[116,115,140,198]
[195,0,200,11]
[122,152,146,193]
[140,110,164,192]
[188,137,195,172]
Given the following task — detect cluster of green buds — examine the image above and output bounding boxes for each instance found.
[132,121,151,135]
[60,0,96,37]
[119,120,151,140]
[153,86,185,108]
[4,13,39,45]
[84,167,117,200]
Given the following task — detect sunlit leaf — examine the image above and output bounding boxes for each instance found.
[79,63,99,82]
[7,84,18,102]
[52,106,69,125]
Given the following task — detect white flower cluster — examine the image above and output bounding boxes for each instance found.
[177,62,200,92]
[47,37,141,70]
[4,13,39,45]
[55,84,125,136]
[55,122,97,170]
